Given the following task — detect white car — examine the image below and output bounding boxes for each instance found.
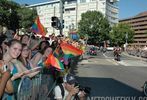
[106,47,114,51]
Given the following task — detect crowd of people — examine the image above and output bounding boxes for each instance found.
[126,45,147,58]
[0,30,86,100]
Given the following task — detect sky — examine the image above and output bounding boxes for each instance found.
[13,0,147,20]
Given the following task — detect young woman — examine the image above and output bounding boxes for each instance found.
[31,46,53,68]
[38,41,50,51]
[20,34,30,45]
[18,44,33,70]
[2,39,41,99]
[1,39,22,99]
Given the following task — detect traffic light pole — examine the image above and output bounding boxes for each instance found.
[59,0,64,36]
[53,6,55,34]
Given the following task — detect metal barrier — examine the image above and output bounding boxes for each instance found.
[127,50,147,58]
[31,74,41,100]
[38,69,54,100]
[17,76,33,100]
[2,68,56,100]
[2,55,81,100]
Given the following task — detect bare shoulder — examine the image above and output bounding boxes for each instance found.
[11,59,23,66]
[32,52,42,60]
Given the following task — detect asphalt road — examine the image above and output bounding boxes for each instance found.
[71,51,147,97]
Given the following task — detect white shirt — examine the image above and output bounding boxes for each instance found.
[54,84,74,100]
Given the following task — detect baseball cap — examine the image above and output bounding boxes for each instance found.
[63,74,78,85]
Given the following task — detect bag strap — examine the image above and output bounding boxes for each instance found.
[59,84,65,98]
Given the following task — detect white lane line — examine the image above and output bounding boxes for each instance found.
[103,53,119,65]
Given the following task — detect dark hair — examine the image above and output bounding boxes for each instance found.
[5,39,22,47]
[31,34,36,39]
[18,43,29,66]
[22,43,28,49]
[0,46,3,60]
[20,34,29,42]
[38,41,50,50]
[38,46,49,55]
[0,34,7,45]
[51,41,58,50]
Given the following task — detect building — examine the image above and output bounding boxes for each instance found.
[28,0,119,36]
[120,11,147,47]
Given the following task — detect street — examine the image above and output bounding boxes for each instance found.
[71,51,147,97]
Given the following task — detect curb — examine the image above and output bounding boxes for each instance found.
[122,52,147,61]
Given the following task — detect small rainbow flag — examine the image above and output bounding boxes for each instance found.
[45,53,64,71]
[31,16,46,36]
[60,42,83,56]
[53,46,64,59]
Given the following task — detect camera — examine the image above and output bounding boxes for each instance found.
[74,83,91,95]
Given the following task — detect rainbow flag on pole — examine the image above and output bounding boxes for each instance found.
[31,16,46,36]
[45,53,64,71]
[60,42,83,56]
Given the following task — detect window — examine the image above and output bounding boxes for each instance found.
[65,8,75,13]
[91,0,96,1]
[65,8,75,11]
[80,0,86,3]
[66,26,68,29]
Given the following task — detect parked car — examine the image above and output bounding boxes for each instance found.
[89,47,97,55]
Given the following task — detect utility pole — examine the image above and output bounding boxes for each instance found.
[53,6,55,34]
[59,0,64,36]
[125,33,128,51]
[76,0,78,29]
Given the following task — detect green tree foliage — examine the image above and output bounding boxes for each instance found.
[17,7,37,29]
[0,0,20,29]
[78,11,110,45]
[110,23,134,46]
[0,0,37,31]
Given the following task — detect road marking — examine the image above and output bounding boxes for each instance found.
[103,53,119,65]
[117,61,128,66]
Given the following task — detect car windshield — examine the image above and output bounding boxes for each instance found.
[90,47,96,50]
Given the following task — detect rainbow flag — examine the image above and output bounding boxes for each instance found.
[60,42,83,56]
[45,53,64,71]
[53,46,64,59]
[31,16,46,36]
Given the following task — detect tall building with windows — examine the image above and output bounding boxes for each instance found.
[120,11,147,46]
[28,0,119,36]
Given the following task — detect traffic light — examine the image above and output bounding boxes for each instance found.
[51,16,60,29]
[61,19,64,29]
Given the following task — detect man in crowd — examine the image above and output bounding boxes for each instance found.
[54,74,86,100]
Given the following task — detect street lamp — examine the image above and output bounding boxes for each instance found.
[125,33,128,45]
[124,33,128,51]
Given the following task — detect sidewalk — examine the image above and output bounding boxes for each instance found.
[122,52,147,61]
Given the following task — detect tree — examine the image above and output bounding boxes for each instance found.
[0,0,37,31]
[78,11,110,45]
[109,23,134,46]
[17,7,37,29]
[0,0,20,30]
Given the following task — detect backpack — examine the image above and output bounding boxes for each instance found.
[59,84,65,98]
[48,84,65,99]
